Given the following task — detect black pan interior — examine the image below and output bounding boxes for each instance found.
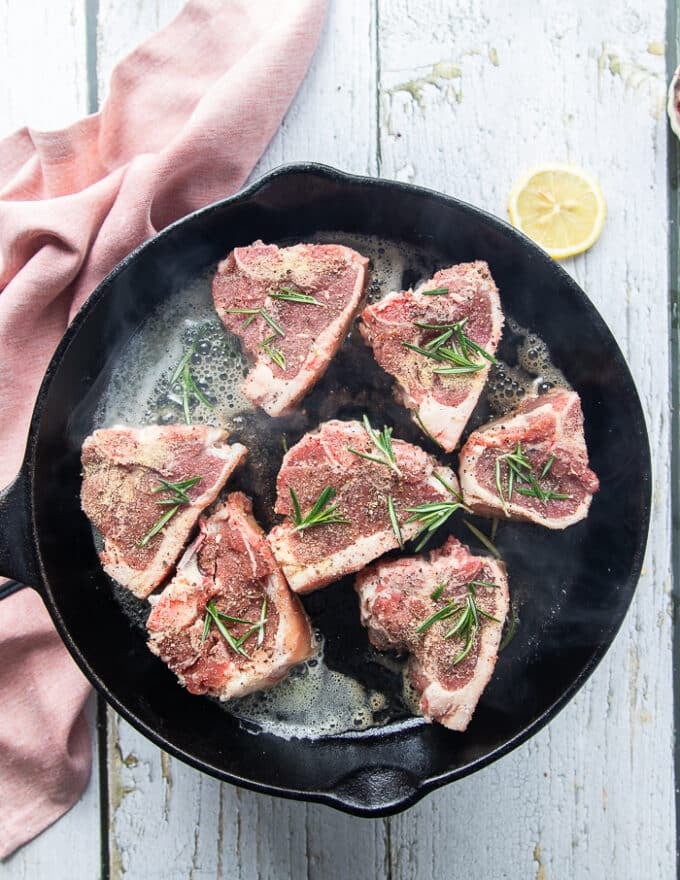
[27,165,650,815]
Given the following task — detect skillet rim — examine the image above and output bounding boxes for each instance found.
[20,162,652,817]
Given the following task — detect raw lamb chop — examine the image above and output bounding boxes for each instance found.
[81,425,247,599]
[359,261,503,451]
[212,240,368,416]
[355,536,508,732]
[458,388,599,528]
[147,492,315,699]
[267,418,461,594]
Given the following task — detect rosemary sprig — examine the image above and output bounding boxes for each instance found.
[417,581,500,665]
[405,478,470,551]
[259,334,286,370]
[417,601,459,633]
[403,316,497,376]
[152,476,202,505]
[201,598,268,654]
[420,287,449,296]
[171,330,215,425]
[201,605,258,646]
[423,328,453,352]
[495,443,571,511]
[445,593,498,664]
[204,601,249,657]
[347,415,402,475]
[289,486,350,532]
[515,485,571,502]
[387,495,403,548]
[225,307,285,337]
[269,287,321,305]
[138,476,202,547]
[463,520,502,559]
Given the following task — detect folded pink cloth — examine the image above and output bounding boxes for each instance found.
[0,0,325,858]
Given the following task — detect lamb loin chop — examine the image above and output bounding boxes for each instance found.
[359,261,503,452]
[147,492,315,699]
[355,536,508,732]
[267,418,461,594]
[212,240,369,416]
[458,388,599,528]
[81,425,247,598]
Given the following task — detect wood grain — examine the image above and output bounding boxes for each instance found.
[0,3,100,875]
[0,0,89,137]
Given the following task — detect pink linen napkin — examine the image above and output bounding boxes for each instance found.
[0,0,326,858]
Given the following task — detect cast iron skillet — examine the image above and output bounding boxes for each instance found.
[0,164,651,816]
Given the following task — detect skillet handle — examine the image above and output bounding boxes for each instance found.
[0,470,42,594]
[331,766,420,816]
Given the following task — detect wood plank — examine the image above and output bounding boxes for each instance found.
[95,0,185,103]
[0,2,101,876]
[249,0,378,179]
[109,711,389,880]
[99,1,382,877]
[0,0,89,137]
[378,1,674,877]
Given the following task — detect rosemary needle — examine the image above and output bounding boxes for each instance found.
[387,495,403,548]
[405,478,470,551]
[171,329,215,425]
[414,410,437,443]
[430,582,445,601]
[138,505,179,548]
[348,415,402,475]
[269,287,321,305]
[259,334,286,370]
[463,520,502,559]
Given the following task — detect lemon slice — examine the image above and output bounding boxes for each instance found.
[508,164,606,259]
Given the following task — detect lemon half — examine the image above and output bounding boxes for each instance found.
[508,164,606,260]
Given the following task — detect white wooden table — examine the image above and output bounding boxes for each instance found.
[1,1,675,877]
